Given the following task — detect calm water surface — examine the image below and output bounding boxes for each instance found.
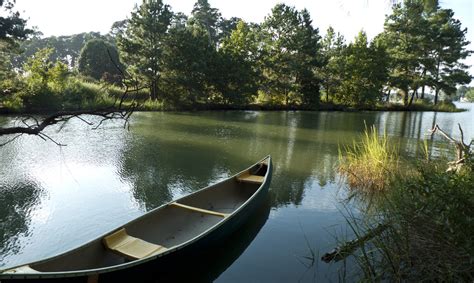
[0,104,473,282]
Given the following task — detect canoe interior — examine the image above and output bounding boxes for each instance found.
[27,161,269,273]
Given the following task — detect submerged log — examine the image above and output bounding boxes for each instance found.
[321,223,389,263]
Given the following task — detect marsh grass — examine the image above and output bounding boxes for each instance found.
[337,127,474,281]
[338,125,400,193]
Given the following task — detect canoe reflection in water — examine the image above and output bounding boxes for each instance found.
[0,156,272,282]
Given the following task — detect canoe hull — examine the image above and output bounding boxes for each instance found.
[1,157,272,282]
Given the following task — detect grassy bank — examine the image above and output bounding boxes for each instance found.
[0,79,464,114]
[337,128,474,281]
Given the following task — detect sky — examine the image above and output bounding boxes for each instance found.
[12,0,474,76]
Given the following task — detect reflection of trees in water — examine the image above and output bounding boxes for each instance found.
[118,136,240,211]
[120,111,376,209]
[375,111,460,159]
[0,180,43,262]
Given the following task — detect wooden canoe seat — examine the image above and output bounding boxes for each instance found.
[103,228,166,260]
[170,202,229,217]
[236,172,264,184]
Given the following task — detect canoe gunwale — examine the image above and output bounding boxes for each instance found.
[0,155,272,279]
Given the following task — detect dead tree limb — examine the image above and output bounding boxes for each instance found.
[429,123,473,173]
[321,223,389,263]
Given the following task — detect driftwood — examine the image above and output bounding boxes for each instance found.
[321,223,389,263]
[429,124,473,173]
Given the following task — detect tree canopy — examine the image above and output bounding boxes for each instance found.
[78,39,124,84]
[117,0,172,100]
[1,0,472,112]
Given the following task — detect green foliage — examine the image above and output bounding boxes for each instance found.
[3,0,470,112]
[261,4,322,107]
[381,0,472,106]
[216,21,260,105]
[333,31,388,107]
[382,1,427,105]
[426,8,472,103]
[0,0,33,49]
[340,124,474,281]
[319,26,345,102]
[189,0,221,45]
[78,39,124,84]
[161,24,214,105]
[464,87,474,102]
[118,0,172,100]
[12,32,113,69]
[18,47,120,111]
[350,164,474,281]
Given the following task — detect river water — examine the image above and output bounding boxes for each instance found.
[0,103,472,282]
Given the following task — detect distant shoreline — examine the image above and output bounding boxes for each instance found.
[0,102,467,116]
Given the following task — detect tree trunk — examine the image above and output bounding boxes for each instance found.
[150,80,159,100]
[434,88,440,105]
[402,88,409,106]
[417,68,426,99]
[408,90,417,106]
[433,56,441,105]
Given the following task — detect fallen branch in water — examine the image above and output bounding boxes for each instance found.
[321,223,389,263]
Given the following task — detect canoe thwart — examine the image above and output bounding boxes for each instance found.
[103,228,167,260]
[2,265,38,274]
[170,202,229,218]
[236,172,264,184]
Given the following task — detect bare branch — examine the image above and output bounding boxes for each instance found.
[0,48,147,146]
[429,124,457,144]
[39,132,66,146]
[429,124,473,173]
[0,134,23,146]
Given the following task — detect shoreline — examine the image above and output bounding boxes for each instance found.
[0,102,467,115]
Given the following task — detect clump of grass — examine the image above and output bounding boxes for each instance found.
[345,163,474,281]
[335,128,474,281]
[140,99,165,111]
[338,125,400,193]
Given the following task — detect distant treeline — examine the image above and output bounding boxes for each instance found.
[0,0,472,111]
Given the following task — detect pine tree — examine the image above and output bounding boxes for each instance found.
[117,0,172,100]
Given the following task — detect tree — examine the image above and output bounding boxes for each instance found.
[161,23,215,105]
[189,0,221,46]
[20,48,69,110]
[261,4,322,106]
[217,20,260,105]
[110,20,128,37]
[464,87,474,102]
[426,8,472,104]
[1,0,32,95]
[320,27,346,102]
[0,0,32,48]
[218,17,242,40]
[78,39,124,84]
[12,32,111,70]
[334,31,388,107]
[117,0,172,100]
[382,1,428,106]
[294,9,323,106]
